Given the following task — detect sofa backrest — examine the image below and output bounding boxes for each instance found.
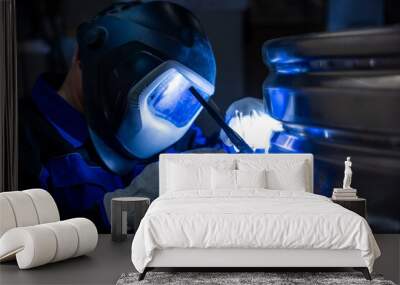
[159,153,313,195]
[0,189,60,237]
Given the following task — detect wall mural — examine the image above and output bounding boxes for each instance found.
[18,2,220,232]
[18,1,399,234]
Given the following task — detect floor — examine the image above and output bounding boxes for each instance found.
[1,234,398,285]
[373,234,400,284]
[0,234,134,285]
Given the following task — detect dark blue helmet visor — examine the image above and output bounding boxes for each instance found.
[147,71,210,128]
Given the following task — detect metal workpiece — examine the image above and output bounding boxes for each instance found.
[262,25,400,234]
[263,74,400,134]
[263,25,400,72]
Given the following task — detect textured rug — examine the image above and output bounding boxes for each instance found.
[117,272,396,285]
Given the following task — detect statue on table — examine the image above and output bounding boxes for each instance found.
[343,157,353,189]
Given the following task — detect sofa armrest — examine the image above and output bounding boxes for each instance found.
[0,218,98,269]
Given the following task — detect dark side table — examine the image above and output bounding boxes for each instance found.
[331,198,367,219]
[111,197,150,241]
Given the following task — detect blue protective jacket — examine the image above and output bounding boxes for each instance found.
[18,74,208,232]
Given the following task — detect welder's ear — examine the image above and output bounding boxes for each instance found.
[72,46,80,66]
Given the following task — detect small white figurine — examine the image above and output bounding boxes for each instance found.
[342,157,353,189]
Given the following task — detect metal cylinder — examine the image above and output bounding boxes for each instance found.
[262,26,400,234]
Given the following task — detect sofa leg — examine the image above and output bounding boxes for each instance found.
[138,268,147,281]
[354,267,371,280]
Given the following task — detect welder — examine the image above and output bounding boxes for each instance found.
[18,1,247,231]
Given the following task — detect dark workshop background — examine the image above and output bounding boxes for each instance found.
[14,0,400,233]
[15,0,398,134]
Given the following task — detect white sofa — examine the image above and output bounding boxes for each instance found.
[0,189,98,269]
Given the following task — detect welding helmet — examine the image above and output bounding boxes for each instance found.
[77,1,216,174]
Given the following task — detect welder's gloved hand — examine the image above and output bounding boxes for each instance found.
[220,97,282,153]
[103,161,158,232]
[103,147,225,229]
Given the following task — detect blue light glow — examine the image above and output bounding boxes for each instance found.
[275,63,309,74]
[268,54,389,74]
[269,126,333,153]
[270,132,305,153]
[265,87,296,121]
[147,71,209,128]
[266,49,307,74]
[268,50,301,65]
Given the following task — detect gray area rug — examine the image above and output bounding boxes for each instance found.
[117,272,396,285]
